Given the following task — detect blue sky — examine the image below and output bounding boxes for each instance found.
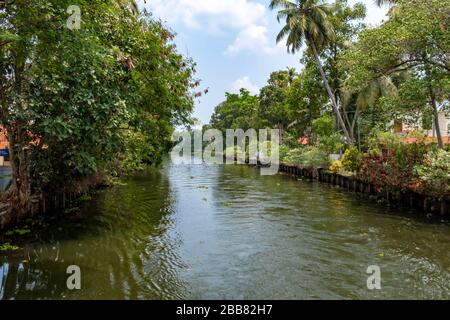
[138,0,389,125]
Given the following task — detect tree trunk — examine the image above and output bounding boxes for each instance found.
[6,63,32,222]
[308,39,354,145]
[430,89,444,149]
[423,58,444,149]
[7,124,31,221]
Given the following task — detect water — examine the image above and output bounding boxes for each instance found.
[1,162,449,299]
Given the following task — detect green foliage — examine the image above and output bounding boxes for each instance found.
[210,89,259,132]
[367,130,402,155]
[0,243,20,252]
[415,150,450,197]
[312,115,335,137]
[341,147,362,172]
[341,0,450,147]
[357,132,431,193]
[5,228,31,236]
[285,62,327,138]
[1,0,197,198]
[312,115,344,154]
[329,160,343,173]
[281,146,329,167]
[209,65,327,144]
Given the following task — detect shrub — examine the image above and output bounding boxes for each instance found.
[415,149,450,197]
[312,115,344,154]
[329,160,343,173]
[281,146,329,167]
[367,130,401,156]
[279,145,291,161]
[318,133,344,155]
[299,147,329,167]
[356,142,429,193]
[342,147,362,172]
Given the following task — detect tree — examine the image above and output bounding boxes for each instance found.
[210,89,259,133]
[0,0,196,222]
[342,0,450,148]
[259,70,296,139]
[285,61,327,142]
[270,0,354,145]
[319,0,367,142]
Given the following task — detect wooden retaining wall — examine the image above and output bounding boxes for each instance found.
[278,163,450,217]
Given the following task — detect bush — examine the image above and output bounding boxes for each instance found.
[415,149,450,197]
[312,115,344,154]
[281,146,329,167]
[329,160,343,173]
[356,140,430,193]
[367,130,401,156]
[342,147,362,172]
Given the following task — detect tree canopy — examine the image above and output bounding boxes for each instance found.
[0,0,198,217]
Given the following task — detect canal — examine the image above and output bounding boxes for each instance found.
[1,162,449,299]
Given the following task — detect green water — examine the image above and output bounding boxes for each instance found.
[1,162,449,299]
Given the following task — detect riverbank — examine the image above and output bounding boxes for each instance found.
[276,163,449,217]
[0,174,110,230]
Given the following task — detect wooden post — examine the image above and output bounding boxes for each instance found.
[440,200,447,216]
[423,196,428,212]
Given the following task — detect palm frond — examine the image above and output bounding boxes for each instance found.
[269,0,297,10]
[270,0,336,54]
[374,0,398,7]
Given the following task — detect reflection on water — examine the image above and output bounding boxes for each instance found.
[1,162,449,299]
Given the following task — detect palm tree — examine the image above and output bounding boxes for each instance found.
[130,0,139,16]
[270,0,354,145]
[374,0,398,6]
[374,0,400,16]
[342,75,398,141]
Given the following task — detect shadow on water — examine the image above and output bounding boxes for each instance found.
[1,166,188,300]
[1,162,449,299]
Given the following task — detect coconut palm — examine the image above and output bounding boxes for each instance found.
[374,0,400,16]
[270,0,353,144]
[374,0,398,6]
[130,0,139,16]
[342,75,398,140]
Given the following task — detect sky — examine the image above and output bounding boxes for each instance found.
[137,0,390,125]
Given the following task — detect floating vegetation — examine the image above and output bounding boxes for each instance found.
[196,185,208,189]
[0,243,20,252]
[223,202,231,207]
[78,194,92,202]
[189,176,196,180]
[5,228,31,236]
[64,207,80,215]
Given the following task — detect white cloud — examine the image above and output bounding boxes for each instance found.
[142,0,266,31]
[143,0,388,57]
[141,0,281,56]
[225,25,285,56]
[230,76,259,94]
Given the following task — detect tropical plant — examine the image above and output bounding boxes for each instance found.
[312,115,344,154]
[341,147,362,172]
[329,160,343,173]
[415,149,450,197]
[270,0,353,144]
[342,0,450,148]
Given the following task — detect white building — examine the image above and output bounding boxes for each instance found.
[394,111,450,144]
